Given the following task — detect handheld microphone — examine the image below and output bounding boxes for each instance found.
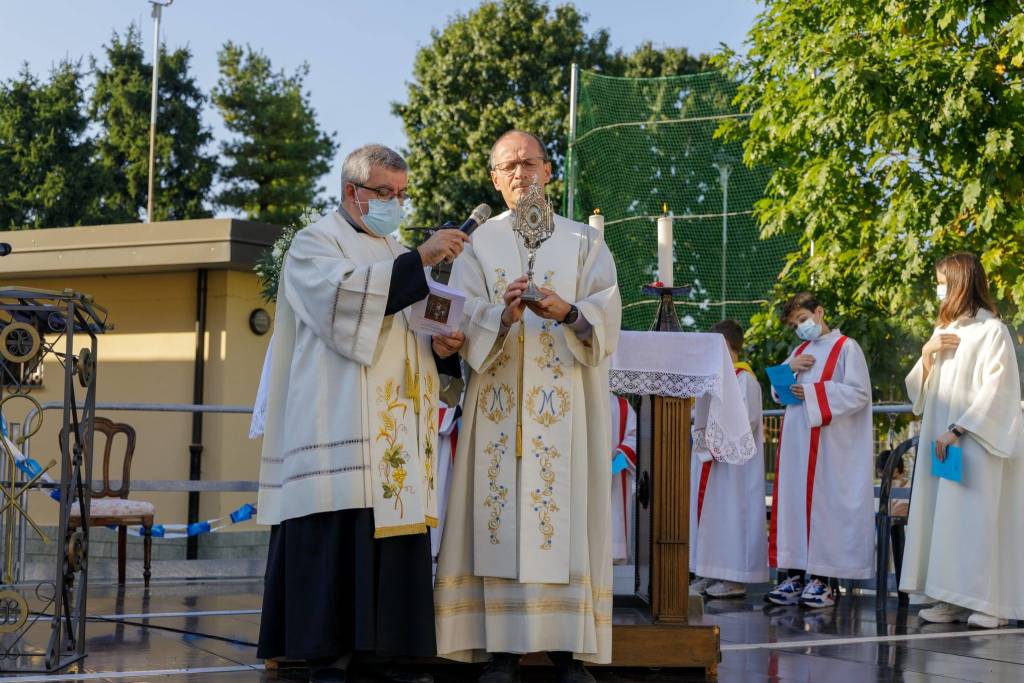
[459,204,492,236]
[0,243,11,256]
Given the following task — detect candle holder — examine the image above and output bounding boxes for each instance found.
[642,284,692,333]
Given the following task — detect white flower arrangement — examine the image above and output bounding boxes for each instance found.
[255,208,324,303]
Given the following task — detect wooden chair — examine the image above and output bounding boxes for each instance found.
[62,417,155,587]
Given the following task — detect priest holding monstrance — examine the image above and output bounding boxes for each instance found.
[435,130,621,683]
[256,144,468,683]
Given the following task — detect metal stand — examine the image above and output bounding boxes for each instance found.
[0,288,109,673]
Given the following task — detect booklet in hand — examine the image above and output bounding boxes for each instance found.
[409,279,466,337]
[766,363,802,405]
[930,442,963,483]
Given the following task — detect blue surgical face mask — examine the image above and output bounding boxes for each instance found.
[796,318,822,341]
[357,196,404,237]
[936,283,948,302]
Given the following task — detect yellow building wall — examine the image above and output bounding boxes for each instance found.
[7,271,272,532]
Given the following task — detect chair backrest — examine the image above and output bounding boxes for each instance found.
[878,435,919,516]
[58,416,137,499]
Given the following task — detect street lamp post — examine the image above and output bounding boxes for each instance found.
[146,0,173,223]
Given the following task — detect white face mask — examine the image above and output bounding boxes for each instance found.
[936,283,948,302]
[796,317,822,341]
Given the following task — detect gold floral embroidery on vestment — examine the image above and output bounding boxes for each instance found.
[492,268,508,304]
[376,379,412,517]
[529,436,560,550]
[421,373,436,495]
[479,382,514,422]
[482,433,510,544]
[525,385,569,426]
[534,321,563,379]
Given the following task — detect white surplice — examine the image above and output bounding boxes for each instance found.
[610,394,637,563]
[431,404,460,558]
[257,212,440,538]
[435,210,620,664]
[768,330,874,579]
[689,366,768,583]
[900,309,1024,618]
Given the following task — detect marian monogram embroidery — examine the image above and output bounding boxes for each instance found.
[526,385,570,426]
[529,436,560,550]
[534,321,564,379]
[479,382,514,422]
[483,433,510,544]
[492,268,508,304]
[376,379,413,517]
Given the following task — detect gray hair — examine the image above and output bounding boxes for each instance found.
[341,144,408,189]
[489,130,550,169]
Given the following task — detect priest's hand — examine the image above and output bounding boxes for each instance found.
[500,276,529,327]
[417,229,469,267]
[935,430,959,462]
[524,288,572,322]
[788,354,815,373]
[432,331,465,358]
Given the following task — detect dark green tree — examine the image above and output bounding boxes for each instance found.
[90,25,216,223]
[212,42,338,226]
[718,0,1024,393]
[0,61,101,229]
[393,0,711,242]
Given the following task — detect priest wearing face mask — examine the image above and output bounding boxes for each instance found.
[256,144,468,683]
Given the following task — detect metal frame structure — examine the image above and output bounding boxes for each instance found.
[0,288,109,673]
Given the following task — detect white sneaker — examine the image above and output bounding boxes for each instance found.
[799,579,835,609]
[690,576,713,595]
[705,580,746,598]
[918,602,971,624]
[765,576,804,606]
[968,612,1009,629]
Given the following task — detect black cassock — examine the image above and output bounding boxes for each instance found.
[257,230,459,662]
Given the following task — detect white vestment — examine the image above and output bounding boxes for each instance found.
[689,366,768,583]
[431,404,460,558]
[435,211,620,663]
[610,394,637,563]
[768,330,874,579]
[900,309,1024,618]
[257,212,440,538]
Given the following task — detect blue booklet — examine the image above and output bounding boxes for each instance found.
[766,363,802,405]
[931,442,963,483]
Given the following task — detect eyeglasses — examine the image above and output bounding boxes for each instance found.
[491,156,547,176]
[353,183,407,202]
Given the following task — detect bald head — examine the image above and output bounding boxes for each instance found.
[489,130,549,169]
[489,130,553,209]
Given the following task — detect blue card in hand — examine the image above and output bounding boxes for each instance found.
[931,442,963,483]
[766,363,802,405]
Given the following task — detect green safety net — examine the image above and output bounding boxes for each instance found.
[564,69,796,332]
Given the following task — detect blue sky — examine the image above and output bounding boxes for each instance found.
[1,0,761,211]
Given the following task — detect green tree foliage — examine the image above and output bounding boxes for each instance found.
[393,0,711,242]
[0,61,101,229]
[719,0,1024,393]
[212,42,337,226]
[90,25,216,223]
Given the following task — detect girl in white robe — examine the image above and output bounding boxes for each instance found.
[689,320,768,598]
[766,294,874,609]
[901,252,1024,628]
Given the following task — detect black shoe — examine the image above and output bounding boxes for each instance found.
[308,667,347,683]
[378,668,434,683]
[548,652,596,683]
[478,653,521,683]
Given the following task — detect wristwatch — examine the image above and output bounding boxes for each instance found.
[948,423,965,438]
[561,304,579,325]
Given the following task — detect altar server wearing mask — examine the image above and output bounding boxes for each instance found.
[434,130,621,683]
[902,252,1024,628]
[689,319,768,598]
[766,293,874,609]
[256,144,468,683]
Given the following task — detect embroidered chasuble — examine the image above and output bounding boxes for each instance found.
[435,211,621,664]
[257,211,439,538]
[901,310,1024,619]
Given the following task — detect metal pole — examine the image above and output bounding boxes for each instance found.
[715,162,732,320]
[567,63,579,222]
[146,1,173,223]
[187,269,208,560]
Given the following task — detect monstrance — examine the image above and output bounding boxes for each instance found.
[511,182,555,302]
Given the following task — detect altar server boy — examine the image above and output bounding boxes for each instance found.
[689,320,768,598]
[765,293,874,608]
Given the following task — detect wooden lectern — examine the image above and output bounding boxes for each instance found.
[607,286,720,676]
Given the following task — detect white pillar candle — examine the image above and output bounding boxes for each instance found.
[588,209,605,232]
[657,211,674,287]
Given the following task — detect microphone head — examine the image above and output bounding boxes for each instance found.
[471,203,492,224]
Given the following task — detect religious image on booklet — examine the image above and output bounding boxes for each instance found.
[409,279,466,336]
